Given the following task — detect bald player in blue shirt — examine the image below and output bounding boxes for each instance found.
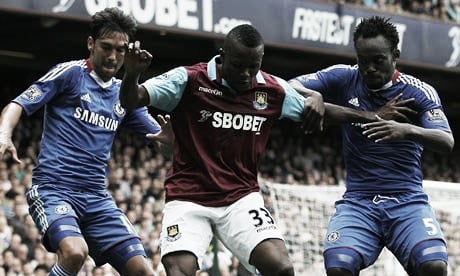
[0,7,171,276]
[290,16,454,276]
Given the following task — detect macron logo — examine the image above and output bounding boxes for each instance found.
[348,97,359,107]
[81,93,92,103]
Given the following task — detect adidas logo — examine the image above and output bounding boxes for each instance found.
[348,97,359,107]
[81,93,92,103]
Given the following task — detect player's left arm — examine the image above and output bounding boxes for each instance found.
[362,108,454,154]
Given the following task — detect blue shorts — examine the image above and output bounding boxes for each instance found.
[323,191,447,274]
[26,184,146,267]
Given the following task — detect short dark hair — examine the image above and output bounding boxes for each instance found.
[224,24,264,49]
[353,16,399,51]
[89,7,137,41]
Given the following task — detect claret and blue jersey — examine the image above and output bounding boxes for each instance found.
[295,64,452,194]
[14,59,160,193]
[140,55,306,206]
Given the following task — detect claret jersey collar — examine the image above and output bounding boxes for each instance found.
[207,55,265,92]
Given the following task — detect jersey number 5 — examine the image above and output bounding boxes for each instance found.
[423,218,438,236]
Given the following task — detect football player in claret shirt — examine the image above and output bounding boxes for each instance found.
[0,7,171,276]
[119,24,324,276]
[290,16,454,276]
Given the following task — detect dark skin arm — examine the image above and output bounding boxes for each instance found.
[363,114,454,153]
[120,41,152,109]
[289,79,454,153]
[289,79,417,124]
[325,93,417,124]
[288,79,324,133]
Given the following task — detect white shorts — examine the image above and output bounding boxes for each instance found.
[160,192,284,273]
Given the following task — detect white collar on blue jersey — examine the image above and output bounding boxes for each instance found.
[368,79,393,92]
[89,70,114,89]
[207,55,266,89]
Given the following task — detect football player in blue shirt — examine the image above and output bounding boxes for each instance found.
[0,7,171,276]
[290,16,454,276]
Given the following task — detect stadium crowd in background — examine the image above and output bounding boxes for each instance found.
[336,0,460,23]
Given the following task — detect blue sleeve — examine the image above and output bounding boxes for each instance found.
[420,109,451,132]
[13,62,78,115]
[122,107,161,136]
[142,67,188,112]
[275,76,305,122]
[292,64,354,104]
[410,83,452,132]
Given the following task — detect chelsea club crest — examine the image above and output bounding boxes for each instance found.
[253,91,268,110]
[113,100,126,117]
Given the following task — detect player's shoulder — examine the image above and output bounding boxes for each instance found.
[183,62,207,78]
[38,59,87,83]
[47,59,87,77]
[315,64,358,79]
[321,64,357,73]
[54,59,87,72]
[395,72,439,100]
[259,70,286,89]
[296,64,357,83]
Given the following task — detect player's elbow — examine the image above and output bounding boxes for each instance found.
[120,90,147,109]
[443,133,455,153]
[119,97,137,109]
[434,132,455,154]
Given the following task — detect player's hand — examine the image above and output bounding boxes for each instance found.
[146,114,174,145]
[301,92,324,133]
[362,115,409,143]
[0,133,21,163]
[376,93,417,123]
[123,41,153,75]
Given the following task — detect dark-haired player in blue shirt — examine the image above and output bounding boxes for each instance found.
[291,16,454,276]
[0,7,171,276]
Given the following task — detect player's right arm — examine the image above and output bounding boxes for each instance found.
[0,102,24,163]
[290,77,417,124]
[323,93,416,124]
[120,41,152,109]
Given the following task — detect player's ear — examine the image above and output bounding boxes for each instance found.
[87,36,95,52]
[392,49,400,60]
[219,47,224,58]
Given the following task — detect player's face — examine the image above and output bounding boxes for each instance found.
[220,39,264,92]
[88,31,129,82]
[355,35,398,90]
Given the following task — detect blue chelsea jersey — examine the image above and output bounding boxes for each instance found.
[294,65,452,194]
[14,59,161,192]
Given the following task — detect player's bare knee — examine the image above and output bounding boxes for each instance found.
[121,256,154,276]
[252,252,294,275]
[418,260,447,276]
[276,262,295,276]
[162,251,198,276]
[58,240,88,269]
